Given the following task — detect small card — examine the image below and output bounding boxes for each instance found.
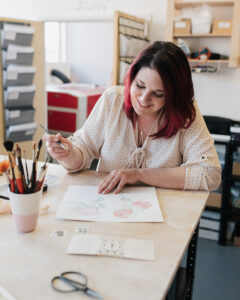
[74,225,89,235]
[67,234,155,261]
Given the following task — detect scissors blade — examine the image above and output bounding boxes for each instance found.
[85,287,103,299]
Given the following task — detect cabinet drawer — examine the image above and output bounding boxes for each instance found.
[48,110,76,132]
[48,92,78,109]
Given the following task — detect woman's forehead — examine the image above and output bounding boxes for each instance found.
[135,67,164,90]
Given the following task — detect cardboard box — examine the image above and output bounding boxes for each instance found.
[173,19,191,35]
[47,84,105,136]
[212,20,232,35]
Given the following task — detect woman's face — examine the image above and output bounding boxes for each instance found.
[130,67,166,120]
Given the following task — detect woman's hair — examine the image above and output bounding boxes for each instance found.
[123,41,196,138]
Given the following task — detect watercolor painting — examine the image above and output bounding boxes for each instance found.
[56,185,163,222]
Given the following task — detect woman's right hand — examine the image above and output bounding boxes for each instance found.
[43,133,74,164]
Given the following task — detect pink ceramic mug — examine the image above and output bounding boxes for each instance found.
[9,189,42,233]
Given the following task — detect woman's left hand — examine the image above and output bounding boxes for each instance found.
[98,169,140,194]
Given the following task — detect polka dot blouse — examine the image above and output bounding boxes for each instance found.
[69,86,221,191]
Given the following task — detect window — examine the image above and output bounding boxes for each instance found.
[44,22,66,63]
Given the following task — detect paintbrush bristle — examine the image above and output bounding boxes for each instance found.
[38,139,43,150]
[3,140,14,152]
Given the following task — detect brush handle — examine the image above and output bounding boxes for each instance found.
[0,195,9,200]
[16,178,24,194]
[30,161,36,193]
[10,179,15,193]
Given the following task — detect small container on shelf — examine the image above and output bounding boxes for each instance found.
[191,17,212,34]
[1,23,34,48]
[6,122,37,142]
[173,18,191,35]
[4,108,35,126]
[3,64,36,87]
[212,20,232,35]
[2,45,34,68]
[4,85,35,109]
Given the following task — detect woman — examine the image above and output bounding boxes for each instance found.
[44,41,221,194]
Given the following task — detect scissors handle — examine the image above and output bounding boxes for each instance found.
[51,271,103,299]
[51,272,87,293]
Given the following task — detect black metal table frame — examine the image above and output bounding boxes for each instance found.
[166,223,199,300]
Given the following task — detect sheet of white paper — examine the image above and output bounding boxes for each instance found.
[56,185,163,222]
[67,234,155,261]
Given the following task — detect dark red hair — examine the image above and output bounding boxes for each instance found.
[123,41,196,138]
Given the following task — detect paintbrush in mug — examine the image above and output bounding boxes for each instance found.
[39,124,69,151]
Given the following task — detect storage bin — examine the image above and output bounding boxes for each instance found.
[2,45,34,68]
[6,122,37,142]
[3,65,36,87]
[4,85,35,108]
[5,108,35,126]
[191,17,212,34]
[1,23,34,48]
[173,19,191,35]
[212,20,232,35]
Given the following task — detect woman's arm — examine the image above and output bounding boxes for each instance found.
[43,87,118,172]
[98,166,185,194]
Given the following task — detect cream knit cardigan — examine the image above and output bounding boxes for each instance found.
[69,86,221,191]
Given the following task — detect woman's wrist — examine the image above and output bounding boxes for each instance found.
[59,147,77,170]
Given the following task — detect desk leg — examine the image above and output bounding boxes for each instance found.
[185,223,199,299]
[219,142,235,246]
[166,223,199,300]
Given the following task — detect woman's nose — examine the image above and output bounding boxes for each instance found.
[139,92,150,103]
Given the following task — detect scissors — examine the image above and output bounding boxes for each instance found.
[51,271,103,299]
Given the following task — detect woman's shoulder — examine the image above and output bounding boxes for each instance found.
[103,85,124,98]
[102,85,124,108]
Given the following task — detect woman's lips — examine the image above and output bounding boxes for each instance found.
[137,98,150,108]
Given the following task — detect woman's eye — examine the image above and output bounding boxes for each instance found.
[136,83,145,89]
[154,93,164,98]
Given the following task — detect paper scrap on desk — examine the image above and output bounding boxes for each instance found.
[67,234,155,261]
[56,185,164,222]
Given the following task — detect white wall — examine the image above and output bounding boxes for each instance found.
[0,0,239,120]
[66,21,113,87]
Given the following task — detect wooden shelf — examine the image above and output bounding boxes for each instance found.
[173,33,231,38]
[188,59,229,63]
[175,1,234,9]
[166,0,240,68]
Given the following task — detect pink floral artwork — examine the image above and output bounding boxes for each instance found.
[114,209,133,218]
[78,207,98,216]
[133,201,151,209]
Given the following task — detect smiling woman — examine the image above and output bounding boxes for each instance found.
[43,41,221,194]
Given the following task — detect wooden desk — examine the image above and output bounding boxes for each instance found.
[0,162,209,300]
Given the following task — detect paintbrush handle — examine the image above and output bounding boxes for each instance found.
[14,166,24,194]
[30,161,36,193]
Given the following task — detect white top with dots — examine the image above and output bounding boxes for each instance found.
[69,86,221,191]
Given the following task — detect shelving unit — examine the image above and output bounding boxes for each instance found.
[203,116,240,245]
[0,17,45,161]
[165,0,240,68]
[112,11,149,86]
